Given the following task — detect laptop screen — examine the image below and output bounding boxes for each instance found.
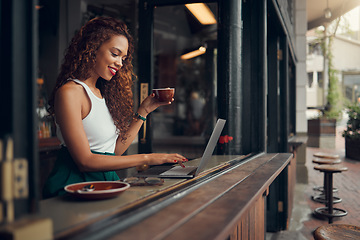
[195,119,226,176]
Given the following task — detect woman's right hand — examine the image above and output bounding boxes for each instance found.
[145,153,187,166]
[137,93,173,117]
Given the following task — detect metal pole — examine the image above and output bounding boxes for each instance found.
[217,0,242,155]
[323,25,329,107]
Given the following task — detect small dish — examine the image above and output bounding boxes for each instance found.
[64,181,130,200]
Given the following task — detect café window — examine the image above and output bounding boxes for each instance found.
[343,73,360,102]
[38,0,219,161]
[317,71,323,88]
[152,3,218,159]
[307,72,313,88]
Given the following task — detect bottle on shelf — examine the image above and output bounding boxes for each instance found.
[36,74,53,139]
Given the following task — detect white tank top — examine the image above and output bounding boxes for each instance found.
[56,79,118,153]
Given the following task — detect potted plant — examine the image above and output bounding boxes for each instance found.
[342,103,360,160]
[307,24,343,148]
[307,111,337,148]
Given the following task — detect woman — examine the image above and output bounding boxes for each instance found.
[43,17,186,198]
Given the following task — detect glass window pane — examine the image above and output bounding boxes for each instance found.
[152,3,218,159]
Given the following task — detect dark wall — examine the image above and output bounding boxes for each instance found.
[38,0,60,96]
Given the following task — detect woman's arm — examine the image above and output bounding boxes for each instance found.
[55,86,185,172]
[114,93,172,155]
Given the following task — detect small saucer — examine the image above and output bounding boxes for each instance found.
[64,181,130,200]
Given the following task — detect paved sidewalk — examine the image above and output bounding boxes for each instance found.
[268,126,360,240]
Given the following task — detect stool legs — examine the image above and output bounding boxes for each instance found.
[327,173,334,222]
[312,172,341,204]
[314,172,347,223]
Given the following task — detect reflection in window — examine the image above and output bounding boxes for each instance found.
[317,72,323,88]
[152,3,218,159]
[344,73,360,102]
[307,72,313,87]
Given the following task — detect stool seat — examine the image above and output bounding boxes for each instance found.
[312,158,340,196]
[314,164,348,173]
[313,158,341,164]
[313,152,340,159]
[313,165,348,223]
[314,224,360,240]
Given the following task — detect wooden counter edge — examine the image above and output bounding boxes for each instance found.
[109,153,292,240]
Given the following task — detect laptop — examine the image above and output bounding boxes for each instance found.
[136,119,226,178]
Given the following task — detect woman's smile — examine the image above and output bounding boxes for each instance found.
[108,66,118,76]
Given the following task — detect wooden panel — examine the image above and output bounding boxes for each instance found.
[225,194,265,240]
[255,196,265,239]
[287,152,296,228]
[229,224,237,240]
[240,210,249,240]
[249,203,256,240]
[308,119,336,136]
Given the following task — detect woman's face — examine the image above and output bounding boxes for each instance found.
[93,35,129,81]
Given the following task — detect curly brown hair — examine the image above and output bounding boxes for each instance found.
[48,16,135,142]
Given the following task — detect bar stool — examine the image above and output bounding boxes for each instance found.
[312,158,341,203]
[312,158,341,165]
[314,224,360,240]
[312,152,341,194]
[313,152,340,159]
[313,164,348,223]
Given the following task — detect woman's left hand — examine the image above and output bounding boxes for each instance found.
[137,93,173,116]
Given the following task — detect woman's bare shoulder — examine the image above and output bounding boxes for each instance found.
[56,81,85,99]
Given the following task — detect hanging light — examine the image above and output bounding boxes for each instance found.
[324,0,332,19]
[181,46,206,60]
[185,3,217,25]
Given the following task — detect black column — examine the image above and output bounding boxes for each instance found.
[242,0,267,154]
[0,0,38,216]
[138,0,154,154]
[279,36,289,152]
[217,0,242,155]
[218,0,266,155]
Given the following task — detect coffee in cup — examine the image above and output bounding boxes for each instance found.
[152,88,175,102]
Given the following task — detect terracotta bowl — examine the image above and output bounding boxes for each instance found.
[64,181,130,200]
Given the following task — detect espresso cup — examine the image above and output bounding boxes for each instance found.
[152,88,175,102]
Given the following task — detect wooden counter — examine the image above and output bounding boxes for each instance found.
[38,137,61,195]
[38,153,292,240]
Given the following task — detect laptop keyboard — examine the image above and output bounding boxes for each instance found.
[160,166,197,176]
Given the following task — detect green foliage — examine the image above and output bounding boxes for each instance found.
[324,65,343,119]
[311,15,353,121]
[343,103,360,139]
[321,33,344,120]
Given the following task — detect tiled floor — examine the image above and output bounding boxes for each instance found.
[268,126,360,240]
